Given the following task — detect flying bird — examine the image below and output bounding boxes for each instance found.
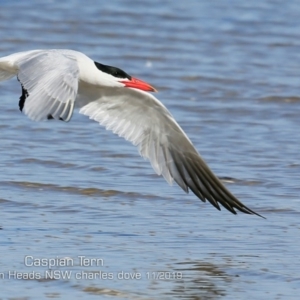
[0,49,262,217]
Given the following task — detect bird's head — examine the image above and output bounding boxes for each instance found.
[94,61,157,92]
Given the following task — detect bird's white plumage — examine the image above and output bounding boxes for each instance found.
[0,49,262,217]
[78,86,194,186]
[17,50,79,121]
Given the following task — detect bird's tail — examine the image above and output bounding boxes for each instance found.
[0,56,17,82]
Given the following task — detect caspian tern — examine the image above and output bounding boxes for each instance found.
[0,49,262,217]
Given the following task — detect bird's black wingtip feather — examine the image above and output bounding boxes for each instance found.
[248,209,266,219]
[237,205,266,219]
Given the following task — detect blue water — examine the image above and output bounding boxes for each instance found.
[0,1,300,299]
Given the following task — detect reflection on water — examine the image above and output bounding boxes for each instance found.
[171,261,232,300]
[77,261,234,300]
[1,180,142,198]
[259,96,300,103]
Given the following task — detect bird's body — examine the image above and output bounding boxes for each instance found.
[0,49,262,217]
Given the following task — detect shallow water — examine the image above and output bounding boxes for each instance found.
[0,1,300,299]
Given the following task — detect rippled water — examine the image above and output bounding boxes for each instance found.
[0,1,300,299]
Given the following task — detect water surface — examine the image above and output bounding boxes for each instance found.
[0,1,300,299]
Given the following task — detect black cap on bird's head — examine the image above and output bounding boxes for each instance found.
[94,61,157,92]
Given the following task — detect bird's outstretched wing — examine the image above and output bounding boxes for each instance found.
[16,50,79,122]
[79,86,262,217]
